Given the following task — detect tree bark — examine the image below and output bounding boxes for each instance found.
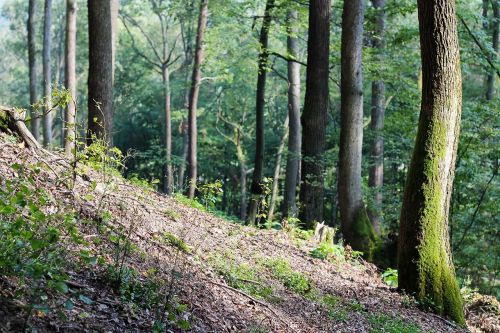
[43,0,53,147]
[87,0,114,146]
[339,0,377,257]
[64,0,77,156]
[367,0,387,234]
[398,0,465,324]
[268,116,289,222]
[187,0,209,199]
[178,0,196,191]
[111,0,119,83]
[247,0,275,224]
[283,9,301,219]
[28,0,39,142]
[486,0,499,100]
[163,65,174,194]
[298,0,331,229]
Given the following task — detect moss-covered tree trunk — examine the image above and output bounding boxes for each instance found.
[397,0,465,324]
[339,0,377,257]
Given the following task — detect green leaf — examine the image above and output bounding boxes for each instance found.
[78,295,93,305]
[54,281,69,294]
[65,299,74,310]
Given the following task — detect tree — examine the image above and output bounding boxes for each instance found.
[486,0,499,100]
[187,0,209,199]
[120,2,182,195]
[298,0,330,229]
[367,0,387,234]
[268,115,289,222]
[282,9,301,219]
[64,0,77,156]
[28,0,39,142]
[398,0,465,324]
[338,0,377,255]
[247,0,275,224]
[42,0,53,147]
[87,0,114,146]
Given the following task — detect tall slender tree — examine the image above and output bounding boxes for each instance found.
[178,0,196,190]
[87,0,113,146]
[64,0,77,156]
[28,0,39,141]
[339,0,377,256]
[298,0,331,229]
[398,0,465,324]
[282,9,301,219]
[367,0,387,234]
[247,0,275,224]
[43,0,53,147]
[187,0,209,199]
[486,0,499,100]
[121,2,182,195]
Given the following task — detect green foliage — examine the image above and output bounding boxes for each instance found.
[164,209,180,220]
[197,180,224,211]
[381,268,398,287]
[368,313,421,333]
[309,242,363,263]
[321,294,348,322]
[209,253,276,301]
[264,258,312,296]
[163,232,191,254]
[0,162,84,321]
[175,193,205,211]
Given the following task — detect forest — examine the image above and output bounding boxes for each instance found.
[0,0,498,332]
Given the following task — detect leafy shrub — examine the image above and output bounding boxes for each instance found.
[381,268,398,287]
[0,162,84,321]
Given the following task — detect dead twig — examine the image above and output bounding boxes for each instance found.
[202,278,295,332]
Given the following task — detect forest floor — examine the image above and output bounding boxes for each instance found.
[0,133,499,333]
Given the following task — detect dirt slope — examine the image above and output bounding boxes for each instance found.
[0,134,496,333]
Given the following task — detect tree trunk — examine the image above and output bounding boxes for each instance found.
[339,0,377,257]
[486,0,499,100]
[187,0,209,199]
[268,116,289,223]
[247,0,275,225]
[64,0,77,156]
[87,0,114,146]
[298,0,331,229]
[178,120,189,189]
[178,1,195,191]
[283,9,301,219]
[367,0,386,234]
[163,65,174,194]
[398,0,464,324]
[28,0,39,142]
[236,141,248,221]
[111,0,119,83]
[43,0,53,147]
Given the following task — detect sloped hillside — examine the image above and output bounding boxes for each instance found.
[0,134,497,333]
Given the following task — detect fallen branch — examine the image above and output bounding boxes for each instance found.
[0,106,40,150]
[203,278,295,332]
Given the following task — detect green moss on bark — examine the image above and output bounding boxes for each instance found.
[351,207,379,260]
[400,120,465,325]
